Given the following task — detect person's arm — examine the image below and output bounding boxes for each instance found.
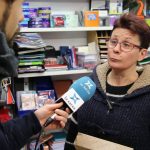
[1,112,41,150]
[0,102,69,150]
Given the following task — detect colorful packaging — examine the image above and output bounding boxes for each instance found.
[38,7,51,14]
[28,8,38,18]
[51,15,66,27]
[28,17,50,28]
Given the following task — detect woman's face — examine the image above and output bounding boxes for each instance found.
[107,28,146,71]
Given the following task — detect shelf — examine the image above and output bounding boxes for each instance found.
[17,69,92,78]
[20,26,113,33]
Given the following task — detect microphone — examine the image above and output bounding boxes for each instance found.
[43,76,96,127]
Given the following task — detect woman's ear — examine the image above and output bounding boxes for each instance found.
[138,48,148,61]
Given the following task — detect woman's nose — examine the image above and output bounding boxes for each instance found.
[113,43,121,53]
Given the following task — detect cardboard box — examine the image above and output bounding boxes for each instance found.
[74,133,133,150]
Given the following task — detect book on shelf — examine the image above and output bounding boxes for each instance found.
[18,53,45,59]
[44,64,68,70]
[18,61,43,66]
[14,33,47,49]
[18,66,45,74]
[17,47,45,55]
[84,11,99,27]
[19,58,44,63]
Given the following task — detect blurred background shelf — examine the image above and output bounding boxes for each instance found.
[17,69,93,80]
[20,26,113,33]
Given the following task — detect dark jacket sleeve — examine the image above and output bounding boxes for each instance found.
[0,31,18,78]
[0,112,41,150]
[64,113,78,150]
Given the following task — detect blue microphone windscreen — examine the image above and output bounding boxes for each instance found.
[70,76,96,102]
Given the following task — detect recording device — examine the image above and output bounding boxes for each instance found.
[43,76,96,127]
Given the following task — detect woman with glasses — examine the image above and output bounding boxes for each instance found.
[65,13,150,150]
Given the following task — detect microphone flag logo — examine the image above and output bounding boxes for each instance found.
[70,93,80,104]
[62,88,84,112]
[84,80,93,90]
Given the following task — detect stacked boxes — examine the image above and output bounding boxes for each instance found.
[20,2,30,27]
[28,7,51,28]
[20,2,51,28]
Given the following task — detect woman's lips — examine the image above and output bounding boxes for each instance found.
[110,58,120,61]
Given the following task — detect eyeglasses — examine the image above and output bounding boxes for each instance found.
[106,39,142,52]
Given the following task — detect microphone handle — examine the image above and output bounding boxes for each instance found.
[43,113,56,127]
[43,100,73,127]
[43,104,68,127]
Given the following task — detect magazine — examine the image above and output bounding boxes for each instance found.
[14,33,47,49]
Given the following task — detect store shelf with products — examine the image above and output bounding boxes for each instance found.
[16,1,114,149]
[15,0,114,113]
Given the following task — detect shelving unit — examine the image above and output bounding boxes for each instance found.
[18,26,112,79]
[18,69,92,79]
[20,26,113,33]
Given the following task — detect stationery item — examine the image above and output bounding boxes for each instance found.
[65,14,79,27]
[36,90,56,108]
[51,15,66,27]
[20,91,37,110]
[84,11,99,27]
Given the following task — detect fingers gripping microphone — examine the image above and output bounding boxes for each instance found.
[43,76,96,127]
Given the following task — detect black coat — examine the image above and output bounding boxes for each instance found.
[0,112,41,150]
[0,31,41,150]
[65,63,150,150]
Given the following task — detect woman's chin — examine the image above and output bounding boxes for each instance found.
[108,61,123,70]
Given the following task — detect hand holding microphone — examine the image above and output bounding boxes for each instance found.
[34,76,96,150]
[34,102,69,128]
[43,76,96,127]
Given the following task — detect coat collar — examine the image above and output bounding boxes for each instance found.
[96,62,150,94]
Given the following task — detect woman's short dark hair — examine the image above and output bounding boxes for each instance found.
[113,13,150,49]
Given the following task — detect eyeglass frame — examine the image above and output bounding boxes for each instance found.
[106,38,142,52]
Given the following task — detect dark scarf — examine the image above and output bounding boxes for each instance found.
[0,31,18,80]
